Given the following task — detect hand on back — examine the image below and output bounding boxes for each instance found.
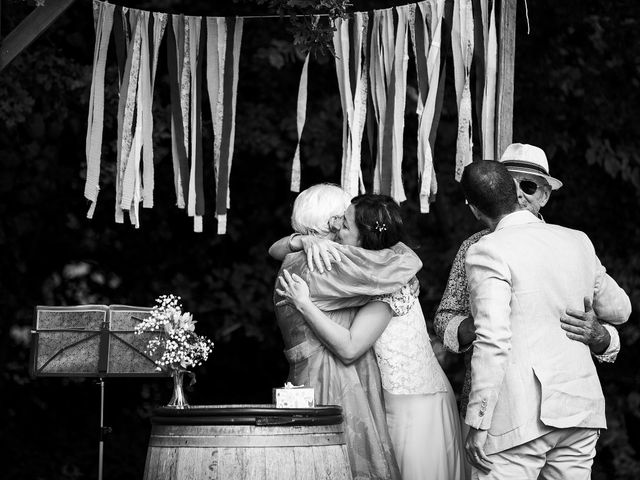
[299,236,342,273]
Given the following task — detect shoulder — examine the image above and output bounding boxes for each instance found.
[456,229,490,258]
[281,252,309,275]
[373,277,419,316]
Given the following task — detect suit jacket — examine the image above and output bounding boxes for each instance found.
[464,210,631,454]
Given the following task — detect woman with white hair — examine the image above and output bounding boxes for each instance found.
[271,183,423,480]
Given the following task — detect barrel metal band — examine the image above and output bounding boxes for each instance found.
[149,432,346,448]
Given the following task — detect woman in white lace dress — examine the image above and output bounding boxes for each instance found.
[277,194,464,480]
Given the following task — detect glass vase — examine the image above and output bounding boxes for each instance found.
[167,370,188,408]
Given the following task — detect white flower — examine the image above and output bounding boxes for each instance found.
[135,294,214,374]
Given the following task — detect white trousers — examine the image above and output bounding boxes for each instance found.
[471,427,599,480]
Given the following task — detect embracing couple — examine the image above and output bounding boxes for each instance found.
[270,185,464,480]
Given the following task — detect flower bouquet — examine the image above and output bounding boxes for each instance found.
[135,294,214,408]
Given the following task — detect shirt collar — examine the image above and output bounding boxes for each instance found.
[495,209,542,231]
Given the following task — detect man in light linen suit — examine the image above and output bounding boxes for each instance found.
[461,161,631,479]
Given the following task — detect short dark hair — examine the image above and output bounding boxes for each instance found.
[461,161,519,218]
[351,194,405,250]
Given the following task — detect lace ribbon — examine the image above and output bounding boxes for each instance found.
[452,0,474,181]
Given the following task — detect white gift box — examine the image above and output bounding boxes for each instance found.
[273,383,315,408]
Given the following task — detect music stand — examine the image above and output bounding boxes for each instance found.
[30,304,168,480]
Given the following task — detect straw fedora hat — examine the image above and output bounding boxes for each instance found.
[499,143,563,190]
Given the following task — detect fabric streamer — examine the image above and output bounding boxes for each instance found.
[85,0,114,219]
[114,8,141,224]
[333,13,368,198]
[166,14,187,209]
[141,11,168,208]
[82,0,503,230]
[451,0,474,181]
[409,0,445,212]
[480,0,497,161]
[369,6,410,204]
[368,11,386,194]
[206,17,224,216]
[120,9,150,227]
[186,15,204,232]
[210,17,243,235]
[290,52,310,193]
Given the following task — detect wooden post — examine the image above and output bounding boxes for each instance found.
[0,0,76,72]
[495,0,517,158]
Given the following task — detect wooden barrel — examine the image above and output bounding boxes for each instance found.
[143,404,352,480]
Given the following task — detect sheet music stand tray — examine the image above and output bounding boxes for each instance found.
[30,304,169,480]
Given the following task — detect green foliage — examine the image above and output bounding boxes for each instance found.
[254,0,351,56]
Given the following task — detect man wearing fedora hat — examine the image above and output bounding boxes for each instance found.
[434,143,622,477]
[459,160,630,478]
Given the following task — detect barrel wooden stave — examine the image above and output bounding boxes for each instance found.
[143,423,352,480]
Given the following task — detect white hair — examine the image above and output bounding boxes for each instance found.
[291,183,351,237]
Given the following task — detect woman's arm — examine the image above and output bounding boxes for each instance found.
[269,235,342,272]
[277,270,391,364]
[268,234,303,260]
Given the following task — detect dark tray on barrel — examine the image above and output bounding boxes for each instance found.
[151,404,344,427]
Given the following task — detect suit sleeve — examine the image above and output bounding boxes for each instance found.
[464,239,512,430]
[307,242,423,311]
[591,253,631,325]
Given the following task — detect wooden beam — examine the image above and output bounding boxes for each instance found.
[0,0,76,72]
[495,0,517,158]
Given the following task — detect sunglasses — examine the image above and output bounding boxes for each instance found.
[519,179,542,195]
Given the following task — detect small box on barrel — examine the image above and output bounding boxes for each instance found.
[273,383,315,408]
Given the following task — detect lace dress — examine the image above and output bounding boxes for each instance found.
[373,278,465,480]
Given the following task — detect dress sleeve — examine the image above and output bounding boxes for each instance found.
[434,230,488,353]
[372,277,420,317]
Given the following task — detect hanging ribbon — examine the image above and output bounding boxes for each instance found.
[114,7,141,224]
[141,12,168,208]
[369,6,410,204]
[167,14,188,209]
[85,0,114,219]
[410,0,444,212]
[480,0,497,160]
[369,11,385,194]
[120,9,150,227]
[290,52,310,193]
[333,13,368,198]
[211,17,243,235]
[206,17,224,224]
[452,0,474,181]
[186,15,204,232]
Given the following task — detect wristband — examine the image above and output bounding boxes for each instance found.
[288,233,302,251]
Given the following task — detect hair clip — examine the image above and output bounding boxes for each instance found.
[374,221,387,233]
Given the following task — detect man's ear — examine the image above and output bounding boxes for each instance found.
[538,187,551,208]
[469,204,482,220]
